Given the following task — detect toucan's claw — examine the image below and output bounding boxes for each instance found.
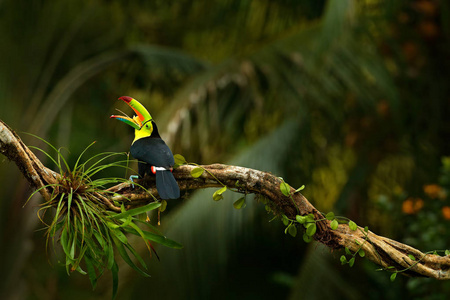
[129,175,139,188]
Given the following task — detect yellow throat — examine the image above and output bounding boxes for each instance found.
[132,121,153,144]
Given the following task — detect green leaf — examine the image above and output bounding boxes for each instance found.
[111,228,128,244]
[364,226,369,233]
[288,225,297,237]
[65,256,74,274]
[60,226,72,259]
[213,186,227,201]
[67,189,73,220]
[159,200,167,212]
[358,249,366,257]
[305,214,315,223]
[345,247,352,255]
[282,215,289,226]
[73,264,87,275]
[110,202,161,219]
[123,227,183,249]
[260,196,268,205]
[127,221,149,248]
[124,242,147,270]
[445,250,450,256]
[107,240,115,270]
[84,256,98,290]
[118,216,133,228]
[340,255,347,264]
[111,235,150,277]
[280,181,291,197]
[348,221,357,231]
[191,167,204,178]
[390,272,397,282]
[295,185,305,193]
[106,221,120,229]
[69,234,76,264]
[213,193,224,202]
[349,257,355,267]
[134,219,164,236]
[111,261,119,300]
[306,223,317,237]
[296,215,306,224]
[330,219,339,230]
[408,254,416,261]
[325,212,335,220]
[93,231,106,250]
[303,233,312,243]
[173,154,187,165]
[233,197,246,209]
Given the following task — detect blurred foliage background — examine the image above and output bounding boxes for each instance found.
[0,0,449,299]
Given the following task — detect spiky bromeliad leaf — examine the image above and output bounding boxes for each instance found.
[110,202,161,219]
[111,234,150,278]
[111,261,119,299]
[28,138,182,298]
[124,226,183,249]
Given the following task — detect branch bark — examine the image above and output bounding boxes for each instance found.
[1,119,449,280]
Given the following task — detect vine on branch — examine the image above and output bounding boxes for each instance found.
[0,118,449,299]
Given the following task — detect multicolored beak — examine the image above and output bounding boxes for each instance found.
[110,96,152,130]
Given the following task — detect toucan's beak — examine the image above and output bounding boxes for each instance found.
[110,96,152,129]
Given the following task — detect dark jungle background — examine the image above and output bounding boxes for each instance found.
[1,0,449,299]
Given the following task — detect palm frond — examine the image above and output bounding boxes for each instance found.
[157,1,398,165]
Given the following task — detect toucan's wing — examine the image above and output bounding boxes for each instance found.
[130,137,175,167]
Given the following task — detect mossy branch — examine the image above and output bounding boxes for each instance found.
[1,119,449,280]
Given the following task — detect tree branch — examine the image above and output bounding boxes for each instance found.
[1,119,449,280]
[0,120,58,200]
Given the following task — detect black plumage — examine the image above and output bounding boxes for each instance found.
[130,122,180,199]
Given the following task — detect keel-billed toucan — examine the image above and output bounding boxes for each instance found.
[110,96,180,199]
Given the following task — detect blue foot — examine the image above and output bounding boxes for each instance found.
[129,175,139,188]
